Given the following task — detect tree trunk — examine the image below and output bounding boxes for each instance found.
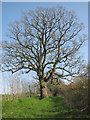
[40,81,48,99]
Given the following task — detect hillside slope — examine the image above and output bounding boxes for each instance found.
[2,96,89,118]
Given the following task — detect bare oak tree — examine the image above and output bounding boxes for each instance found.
[2,6,87,99]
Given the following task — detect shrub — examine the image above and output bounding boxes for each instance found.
[64,75,88,110]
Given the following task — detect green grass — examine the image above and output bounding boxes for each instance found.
[2,96,89,118]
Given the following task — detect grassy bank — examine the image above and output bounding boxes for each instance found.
[2,96,89,118]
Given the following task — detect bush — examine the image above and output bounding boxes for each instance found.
[47,74,88,111]
[64,75,88,110]
[47,79,68,97]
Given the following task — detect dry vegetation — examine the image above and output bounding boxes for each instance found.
[2,69,88,114]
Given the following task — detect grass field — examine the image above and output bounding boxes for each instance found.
[2,96,89,118]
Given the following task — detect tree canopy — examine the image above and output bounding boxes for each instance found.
[2,6,87,99]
